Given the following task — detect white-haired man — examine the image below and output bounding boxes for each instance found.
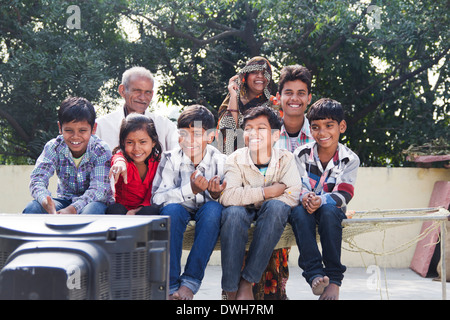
[96,66,178,152]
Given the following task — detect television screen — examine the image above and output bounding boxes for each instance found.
[0,214,169,300]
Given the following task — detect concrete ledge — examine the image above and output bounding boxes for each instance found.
[2,165,449,268]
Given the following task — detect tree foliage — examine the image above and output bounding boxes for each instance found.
[0,0,448,166]
[0,0,129,163]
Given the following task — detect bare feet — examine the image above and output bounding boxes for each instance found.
[224,291,237,300]
[236,278,254,300]
[319,283,340,300]
[171,286,194,300]
[311,276,329,296]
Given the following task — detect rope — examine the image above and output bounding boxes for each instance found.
[182,207,449,252]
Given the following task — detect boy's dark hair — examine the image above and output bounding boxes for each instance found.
[177,105,215,130]
[278,65,312,94]
[115,113,162,162]
[243,106,282,131]
[58,97,96,128]
[307,98,345,123]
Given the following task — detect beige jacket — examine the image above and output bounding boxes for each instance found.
[219,147,301,209]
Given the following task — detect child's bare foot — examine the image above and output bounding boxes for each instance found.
[224,291,237,300]
[172,286,194,300]
[311,276,329,296]
[236,278,254,300]
[319,283,340,300]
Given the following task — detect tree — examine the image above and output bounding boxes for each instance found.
[1,0,448,166]
[0,0,129,163]
[124,0,449,166]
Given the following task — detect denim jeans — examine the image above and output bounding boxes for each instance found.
[22,198,107,215]
[161,201,222,295]
[220,199,290,292]
[290,204,347,286]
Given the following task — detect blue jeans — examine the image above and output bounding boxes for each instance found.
[220,199,290,292]
[290,204,347,286]
[23,198,107,215]
[161,201,222,295]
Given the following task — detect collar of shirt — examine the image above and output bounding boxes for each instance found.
[276,117,313,150]
[306,142,355,171]
[171,144,226,177]
[54,135,94,166]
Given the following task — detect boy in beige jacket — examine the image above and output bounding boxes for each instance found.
[219,106,301,300]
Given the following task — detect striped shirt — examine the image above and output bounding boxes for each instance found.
[274,118,314,152]
[152,145,227,212]
[29,135,114,213]
[293,142,360,212]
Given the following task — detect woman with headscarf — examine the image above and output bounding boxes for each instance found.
[217,57,290,300]
[217,56,278,155]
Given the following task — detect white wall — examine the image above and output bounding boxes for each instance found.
[1,166,449,267]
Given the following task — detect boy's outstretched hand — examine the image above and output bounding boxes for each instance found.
[207,175,227,199]
[42,196,77,214]
[42,196,57,214]
[190,170,209,195]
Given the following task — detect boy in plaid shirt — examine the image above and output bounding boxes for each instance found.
[274,65,314,152]
[291,98,360,300]
[152,105,227,300]
[23,97,113,215]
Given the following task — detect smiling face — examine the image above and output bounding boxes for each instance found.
[123,129,156,165]
[310,118,347,152]
[58,120,96,158]
[243,115,280,164]
[118,75,154,114]
[246,70,268,96]
[178,126,214,165]
[278,79,312,118]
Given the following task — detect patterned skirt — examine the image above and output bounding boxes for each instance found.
[222,247,290,300]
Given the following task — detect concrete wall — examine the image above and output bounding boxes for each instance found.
[1,166,449,268]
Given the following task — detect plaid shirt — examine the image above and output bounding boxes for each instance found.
[274,118,314,152]
[152,145,227,212]
[294,142,360,212]
[29,135,114,213]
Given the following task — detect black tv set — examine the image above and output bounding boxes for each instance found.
[0,214,170,300]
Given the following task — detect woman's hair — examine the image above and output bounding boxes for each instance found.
[114,113,162,162]
[239,56,277,101]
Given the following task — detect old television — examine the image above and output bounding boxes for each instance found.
[0,214,169,300]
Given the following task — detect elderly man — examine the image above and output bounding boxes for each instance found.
[96,66,178,152]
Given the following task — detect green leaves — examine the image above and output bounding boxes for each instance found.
[0,0,448,166]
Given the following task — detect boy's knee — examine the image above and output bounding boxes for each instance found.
[289,205,309,223]
[23,200,44,214]
[221,206,247,225]
[317,204,345,225]
[262,200,290,220]
[80,202,107,215]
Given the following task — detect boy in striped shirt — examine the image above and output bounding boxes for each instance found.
[291,98,360,300]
